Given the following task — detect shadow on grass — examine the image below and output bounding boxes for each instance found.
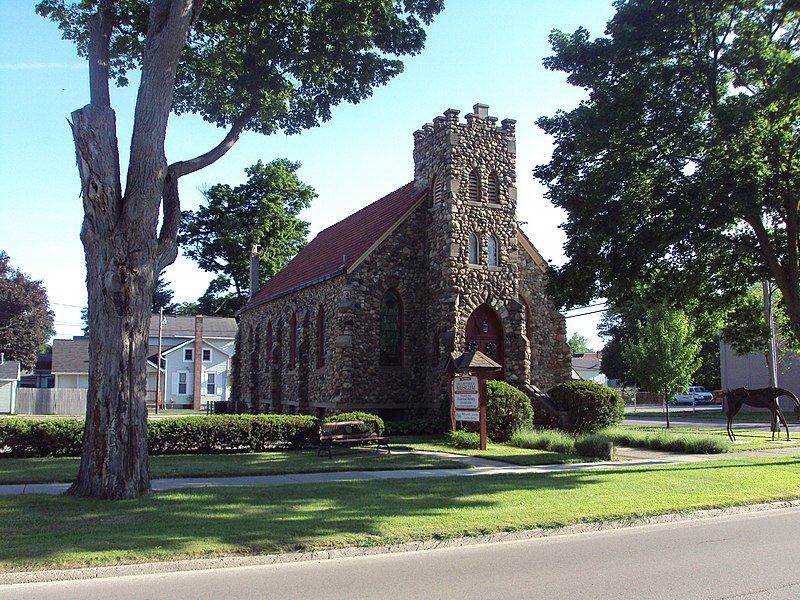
[2,456,799,570]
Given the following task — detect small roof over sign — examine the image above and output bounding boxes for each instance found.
[443,350,502,373]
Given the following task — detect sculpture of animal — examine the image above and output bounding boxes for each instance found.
[723,387,800,442]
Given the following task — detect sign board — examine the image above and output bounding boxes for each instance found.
[453,376,480,409]
[455,409,480,422]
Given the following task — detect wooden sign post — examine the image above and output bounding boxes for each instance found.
[444,350,501,452]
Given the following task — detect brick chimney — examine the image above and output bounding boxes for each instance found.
[193,315,203,410]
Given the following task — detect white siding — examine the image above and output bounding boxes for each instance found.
[0,381,15,413]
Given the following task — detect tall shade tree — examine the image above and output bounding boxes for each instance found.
[0,252,54,370]
[180,159,314,316]
[535,0,800,348]
[623,308,701,428]
[37,0,443,499]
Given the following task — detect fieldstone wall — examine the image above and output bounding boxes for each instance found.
[235,103,571,419]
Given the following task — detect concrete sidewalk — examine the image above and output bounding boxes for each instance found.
[2,446,798,497]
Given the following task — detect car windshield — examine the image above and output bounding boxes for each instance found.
[692,387,708,392]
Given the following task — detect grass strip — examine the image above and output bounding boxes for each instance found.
[393,436,583,465]
[603,426,729,454]
[1,456,798,572]
[0,450,465,485]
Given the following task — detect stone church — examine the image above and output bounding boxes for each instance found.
[234,104,571,419]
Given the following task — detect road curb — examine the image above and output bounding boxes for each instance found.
[3,498,800,586]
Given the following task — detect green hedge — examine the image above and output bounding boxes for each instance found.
[325,411,385,435]
[548,381,625,434]
[385,418,443,436]
[0,415,318,458]
[445,430,480,449]
[486,381,533,442]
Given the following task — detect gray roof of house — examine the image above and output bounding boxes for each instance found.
[148,315,238,339]
[0,359,21,380]
[571,355,602,372]
[52,338,91,374]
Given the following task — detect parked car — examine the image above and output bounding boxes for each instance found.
[672,386,714,405]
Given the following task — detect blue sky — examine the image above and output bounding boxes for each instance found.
[0,0,615,348]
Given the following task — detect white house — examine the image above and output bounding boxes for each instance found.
[571,352,608,385]
[0,355,21,414]
[52,315,238,410]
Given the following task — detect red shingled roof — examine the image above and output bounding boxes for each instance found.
[243,181,425,311]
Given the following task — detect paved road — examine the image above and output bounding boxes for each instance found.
[4,507,800,599]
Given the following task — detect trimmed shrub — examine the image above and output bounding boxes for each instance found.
[603,426,728,454]
[0,417,84,458]
[384,418,443,436]
[326,411,385,435]
[547,381,625,434]
[445,429,480,449]
[0,414,319,457]
[486,380,533,442]
[508,428,576,454]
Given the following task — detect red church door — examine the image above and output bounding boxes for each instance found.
[464,304,504,374]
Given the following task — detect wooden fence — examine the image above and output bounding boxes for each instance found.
[16,388,87,415]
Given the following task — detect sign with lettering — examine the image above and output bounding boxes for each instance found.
[453,376,480,409]
[455,409,480,422]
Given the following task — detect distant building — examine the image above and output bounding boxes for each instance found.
[720,340,800,410]
[0,354,21,414]
[571,352,607,385]
[51,315,238,409]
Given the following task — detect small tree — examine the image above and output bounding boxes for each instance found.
[0,252,54,370]
[624,308,700,428]
[568,332,591,354]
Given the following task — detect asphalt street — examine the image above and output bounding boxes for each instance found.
[3,507,800,599]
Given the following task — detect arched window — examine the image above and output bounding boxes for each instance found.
[266,321,273,358]
[487,171,499,203]
[431,175,444,206]
[316,306,326,368]
[379,290,402,366]
[468,233,479,265]
[487,235,499,266]
[289,312,298,368]
[467,169,480,202]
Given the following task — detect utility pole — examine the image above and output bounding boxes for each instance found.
[155,307,164,415]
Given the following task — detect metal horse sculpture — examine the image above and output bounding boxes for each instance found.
[723,387,800,442]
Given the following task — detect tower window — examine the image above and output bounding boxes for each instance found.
[379,290,402,366]
[468,233,479,265]
[487,172,499,203]
[467,169,480,203]
[488,236,499,266]
[432,175,445,206]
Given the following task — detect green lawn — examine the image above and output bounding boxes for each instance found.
[393,436,586,465]
[627,409,800,424]
[0,450,465,485]
[1,456,798,572]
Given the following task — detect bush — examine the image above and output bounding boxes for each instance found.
[485,380,533,442]
[326,411,385,435]
[508,428,576,454]
[574,432,614,460]
[603,426,728,454]
[0,414,319,457]
[445,429,480,449]
[548,381,625,434]
[384,418,443,436]
[0,417,84,458]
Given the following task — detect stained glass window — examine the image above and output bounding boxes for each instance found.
[379,290,402,366]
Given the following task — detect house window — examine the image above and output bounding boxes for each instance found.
[183,348,193,361]
[202,349,211,362]
[206,372,216,395]
[468,233,479,265]
[379,289,402,366]
[431,175,444,206]
[487,236,499,266]
[467,169,480,202]
[487,171,499,203]
[289,312,298,368]
[178,372,188,395]
[316,306,326,368]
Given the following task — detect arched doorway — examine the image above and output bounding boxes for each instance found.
[464,304,504,372]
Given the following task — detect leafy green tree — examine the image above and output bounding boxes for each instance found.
[624,308,701,428]
[568,332,591,354]
[535,1,800,350]
[0,252,54,370]
[180,160,314,316]
[37,0,443,499]
[598,302,647,383]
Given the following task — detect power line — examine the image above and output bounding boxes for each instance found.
[51,302,85,309]
[564,301,607,313]
[564,307,609,319]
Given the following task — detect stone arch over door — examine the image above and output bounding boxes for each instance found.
[464,303,504,374]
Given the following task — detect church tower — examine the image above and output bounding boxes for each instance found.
[413,104,531,399]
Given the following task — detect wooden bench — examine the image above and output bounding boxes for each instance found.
[317,420,390,458]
